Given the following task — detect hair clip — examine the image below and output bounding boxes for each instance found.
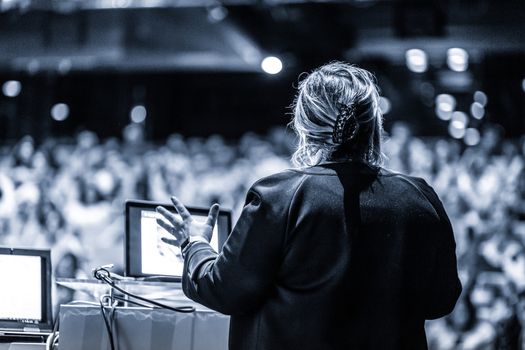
[332,102,359,145]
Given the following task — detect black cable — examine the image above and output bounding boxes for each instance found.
[46,316,60,350]
[113,295,152,309]
[93,267,195,313]
[51,312,59,334]
[99,296,116,350]
[103,275,195,313]
[52,314,60,348]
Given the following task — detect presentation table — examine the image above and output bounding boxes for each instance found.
[56,279,230,350]
[58,305,230,350]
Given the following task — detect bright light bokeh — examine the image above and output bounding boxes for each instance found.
[261,56,283,75]
[405,49,428,73]
[130,105,147,123]
[451,111,468,127]
[2,80,22,97]
[436,107,452,121]
[447,48,469,72]
[473,91,488,107]
[436,94,456,112]
[208,5,228,22]
[58,59,72,75]
[51,103,70,121]
[470,102,485,119]
[449,121,466,139]
[464,128,481,146]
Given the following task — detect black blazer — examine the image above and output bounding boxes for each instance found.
[182,162,462,350]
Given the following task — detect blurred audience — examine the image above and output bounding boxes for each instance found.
[0,123,524,349]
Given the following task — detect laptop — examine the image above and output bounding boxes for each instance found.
[0,248,52,338]
[125,199,232,280]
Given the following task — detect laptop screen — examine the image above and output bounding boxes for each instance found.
[125,200,231,279]
[0,248,52,332]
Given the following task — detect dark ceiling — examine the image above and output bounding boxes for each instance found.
[0,0,523,141]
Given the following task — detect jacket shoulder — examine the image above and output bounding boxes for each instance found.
[380,168,434,193]
[381,169,448,222]
[248,169,307,203]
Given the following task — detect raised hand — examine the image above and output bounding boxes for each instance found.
[156,196,220,247]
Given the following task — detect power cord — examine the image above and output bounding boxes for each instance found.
[90,265,195,350]
[92,265,195,313]
[99,295,116,350]
[45,315,60,350]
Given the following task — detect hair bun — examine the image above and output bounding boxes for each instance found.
[332,102,360,145]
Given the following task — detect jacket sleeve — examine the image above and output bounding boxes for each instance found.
[415,178,463,319]
[181,178,291,315]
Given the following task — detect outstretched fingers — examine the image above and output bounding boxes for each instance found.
[171,196,192,221]
[156,206,182,226]
[206,203,220,227]
[156,218,175,235]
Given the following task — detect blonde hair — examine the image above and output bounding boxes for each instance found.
[290,61,385,167]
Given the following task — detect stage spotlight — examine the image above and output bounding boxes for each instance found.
[435,94,456,112]
[435,107,452,121]
[470,102,485,120]
[464,128,480,146]
[522,78,525,93]
[123,123,144,144]
[451,111,468,128]
[405,49,428,73]
[1,0,18,11]
[130,105,147,123]
[2,80,21,97]
[447,48,469,72]
[261,56,283,75]
[51,103,70,121]
[378,96,391,114]
[449,120,466,139]
[58,59,72,75]
[207,4,228,22]
[473,91,488,107]
[27,59,40,75]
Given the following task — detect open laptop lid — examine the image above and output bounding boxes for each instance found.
[0,248,53,335]
[125,199,232,279]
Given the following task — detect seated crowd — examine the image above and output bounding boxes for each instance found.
[0,124,524,349]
